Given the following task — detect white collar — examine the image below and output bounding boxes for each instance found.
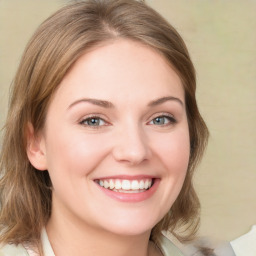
[41,228,55,256]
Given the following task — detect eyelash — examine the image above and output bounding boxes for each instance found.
[148,113,177,126]
[79,113,177,129]
[79,115,108,129]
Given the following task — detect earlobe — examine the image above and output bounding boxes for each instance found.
[26,122,47,171]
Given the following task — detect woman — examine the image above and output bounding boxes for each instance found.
[0,0,209,255]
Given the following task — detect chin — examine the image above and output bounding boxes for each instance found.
[105,225,152,237]
[98,213,162,237]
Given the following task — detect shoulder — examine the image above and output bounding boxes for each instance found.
[0,243,29,256]
[158,234,185,256]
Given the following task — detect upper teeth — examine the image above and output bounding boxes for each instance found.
[97,179,153,191]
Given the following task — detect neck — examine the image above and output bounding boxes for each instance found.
[46,213,157,256]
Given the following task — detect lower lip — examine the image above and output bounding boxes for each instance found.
[96,179,160,203]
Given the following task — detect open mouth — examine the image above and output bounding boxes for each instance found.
[94,178,154,193]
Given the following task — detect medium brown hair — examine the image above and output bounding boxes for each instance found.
[0,0,208,250]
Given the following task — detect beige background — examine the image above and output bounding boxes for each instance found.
[0,0,255,242]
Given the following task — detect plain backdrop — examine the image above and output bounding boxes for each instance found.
[0,0,255,242]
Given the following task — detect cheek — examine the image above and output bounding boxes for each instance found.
[45,128,111,177]
[153,127,190,178]
[147,128,190,216]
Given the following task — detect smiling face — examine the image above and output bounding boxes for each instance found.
[29,39,190,237]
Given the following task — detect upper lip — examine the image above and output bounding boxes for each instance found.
[93,175,158,180]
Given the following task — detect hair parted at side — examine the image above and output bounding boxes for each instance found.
[0,0,208,250]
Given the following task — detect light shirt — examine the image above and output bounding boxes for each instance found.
[231,225,256,256]
[0,229,184,256]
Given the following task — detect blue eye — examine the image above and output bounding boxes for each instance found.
[80,117,106,127]
[150,115,176,126]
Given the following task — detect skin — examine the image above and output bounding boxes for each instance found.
[27,39,190,256]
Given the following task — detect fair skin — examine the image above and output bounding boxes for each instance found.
[27,39,190,256]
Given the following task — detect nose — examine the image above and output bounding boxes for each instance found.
[112,125,152,166]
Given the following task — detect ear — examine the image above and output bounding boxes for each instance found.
[26,122,47,171]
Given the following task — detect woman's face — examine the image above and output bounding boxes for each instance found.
[33,39,190,236]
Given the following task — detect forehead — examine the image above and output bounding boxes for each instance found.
[53,39,184,105]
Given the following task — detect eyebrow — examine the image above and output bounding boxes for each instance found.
[148,96,184,107]
[68,98,114,109]
[68,96,183,110]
